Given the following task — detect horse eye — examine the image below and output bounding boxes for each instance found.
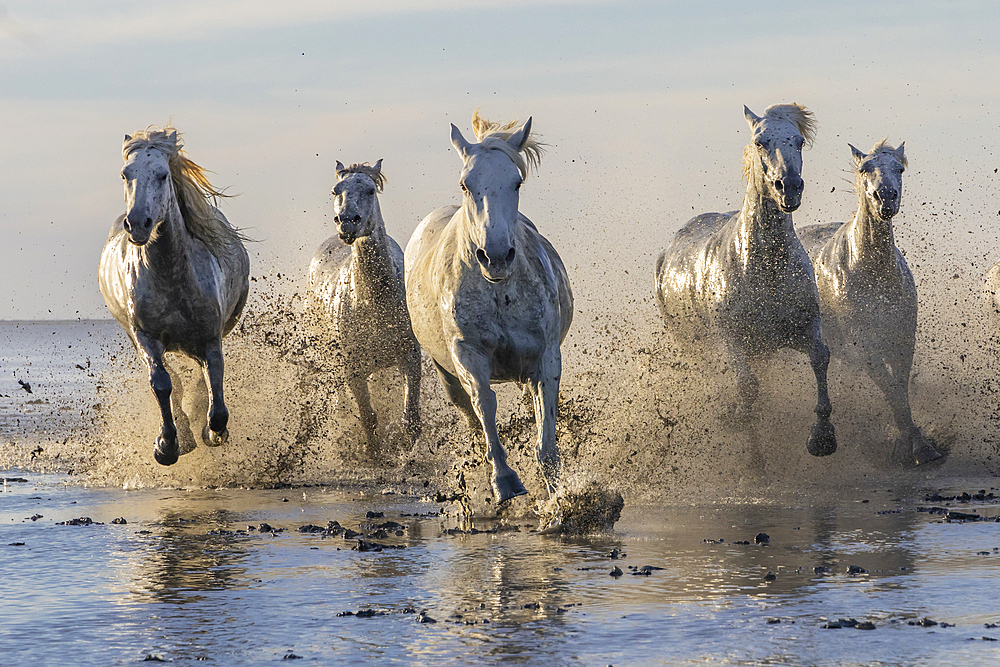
[460,182,467,192]
[754,140,764,149]
[515,181,522,191]
[120,172,126,180]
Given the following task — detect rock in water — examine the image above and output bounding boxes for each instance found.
[541,484,624,535]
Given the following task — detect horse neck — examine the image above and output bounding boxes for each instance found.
[843,187,897,269]
[734,177,797,266]
[350,198,396,286]
[140,194,192,275]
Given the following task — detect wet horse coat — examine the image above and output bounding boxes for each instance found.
[306,161,421,449]
[405,112,573,503]
[655,104,837,457]
[99,125,249,465]
[799,140,941,465]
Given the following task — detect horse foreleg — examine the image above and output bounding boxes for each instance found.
[805,319,837,457]
[724,341,759,425]
[433,361,480,434]
[528,350,562,497]
[136,331,178,465]
[401,345,422,445]
[346,368,378,452]
[452,350,527,503]
[202,341,230,447]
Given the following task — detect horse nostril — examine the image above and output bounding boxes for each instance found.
[476,248,489,266]
[144,217,153,229]
[774,180,784,192]
[505,248,515,263]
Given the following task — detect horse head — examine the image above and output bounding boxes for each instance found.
[332,159,385,244]
[451,115,539,283]
[851,140,906,221]
[121,131,177,246]
[743,104,815,213]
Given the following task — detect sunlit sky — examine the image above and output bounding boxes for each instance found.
[1,0,998,319]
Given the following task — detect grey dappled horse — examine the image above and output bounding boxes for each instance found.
[655,104,837,458]
[306,160,421,451]
[405,111,573,503]
[99,125,250,465]
[799,140,941,465]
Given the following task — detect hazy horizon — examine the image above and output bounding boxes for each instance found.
[2,0,998,319]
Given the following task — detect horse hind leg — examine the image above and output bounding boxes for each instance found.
[136,331,179,465]
[346,367,379,453]
[866,358,941,465]
[201,342,230,447]
[400,346,422,445]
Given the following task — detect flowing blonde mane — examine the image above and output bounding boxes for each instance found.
[337,163,387,191]
[470,109,544,179]
[123,124,246,257]
[742,103,817,183]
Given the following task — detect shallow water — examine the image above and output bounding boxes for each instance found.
[3,472,1000,666]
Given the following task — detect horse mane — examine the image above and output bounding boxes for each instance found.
[469,109,544,179]
[762,103,817,148]
[337,163,387,192]
[867,137,908,168]
[122,124,247,257]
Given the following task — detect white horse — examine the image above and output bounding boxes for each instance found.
[655,104,837,458]
[405,112,573,503]
[799,140,941,465]
[306,160,421,450]
[99,125,250,465]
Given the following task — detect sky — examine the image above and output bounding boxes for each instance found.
[1,0,999,319]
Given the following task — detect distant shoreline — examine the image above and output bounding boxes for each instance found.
[0,319,115,325]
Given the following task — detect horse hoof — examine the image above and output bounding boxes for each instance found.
[154,437,179,466]
[913,439,943,466]
[492,471,528,503]
[807,421,837,457]
[203,425,228,447]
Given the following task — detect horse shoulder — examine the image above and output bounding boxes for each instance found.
[405,205,460,277]
[518,214,573,337]
[307,236,353,309]
[797,222,844,262]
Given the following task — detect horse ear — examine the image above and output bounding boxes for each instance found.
[335,160,346,179]
[167,131,177,144]
[507,117,532,153]
[123,134,132,144]
[744,106,762,127]
[451,123,472,160]
[451,123,473,160]
[849,143,866,164]
[894,142,905,161]
[373,158,383,172]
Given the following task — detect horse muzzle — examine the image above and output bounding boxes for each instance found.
[476,247,516,283]
[774,177,803,212]
[124,216,156,245]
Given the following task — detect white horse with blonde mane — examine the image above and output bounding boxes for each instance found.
[405,111,573,504]
[799,140,941,465]
[306,160,422,451]
[655,103,837,459]
[99,125,250,466]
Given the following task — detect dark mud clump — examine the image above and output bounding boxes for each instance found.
[550,484,624,535]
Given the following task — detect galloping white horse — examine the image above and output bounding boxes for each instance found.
[655,104,837,458]
[99,125,250,466]
[799,140,941,465]
[306,160,421,450]
[405,112,573,503]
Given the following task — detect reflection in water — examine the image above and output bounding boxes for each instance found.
[3,478,999,665]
